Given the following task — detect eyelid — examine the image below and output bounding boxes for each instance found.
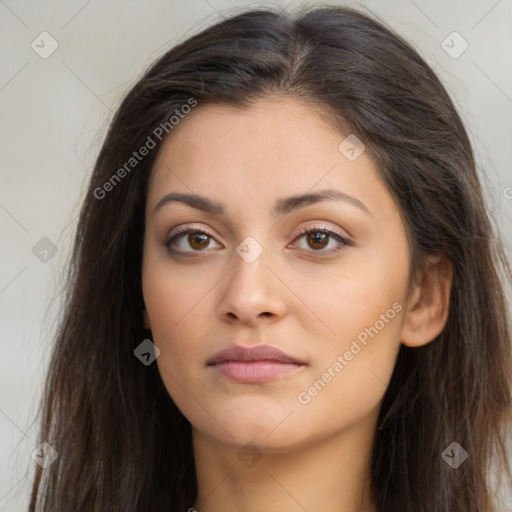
[289,224,351,253]
[168,223,216,240]
[164,222,351,254]
[291,222,349,241]
[165,223,222,253]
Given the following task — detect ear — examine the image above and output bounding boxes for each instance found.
[400,253,453,347]
[142,309,151,330]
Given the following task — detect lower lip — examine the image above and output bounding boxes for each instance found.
[210,360,305,383]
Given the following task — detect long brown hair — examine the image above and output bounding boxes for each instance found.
[28,5,512,511]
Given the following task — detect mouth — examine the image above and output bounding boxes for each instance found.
[207,344,306,384]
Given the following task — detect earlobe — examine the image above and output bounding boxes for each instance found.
[400,254,453,348]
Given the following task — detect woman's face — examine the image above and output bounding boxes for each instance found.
[142,97,412,451]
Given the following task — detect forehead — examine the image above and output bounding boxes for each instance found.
[146,97,393,220]
[149,97,340,177]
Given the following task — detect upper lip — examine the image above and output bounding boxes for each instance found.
[207,344,304,365]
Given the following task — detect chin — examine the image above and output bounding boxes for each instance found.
[194,409,308,452]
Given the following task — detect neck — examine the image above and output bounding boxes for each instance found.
[191,414,378,512]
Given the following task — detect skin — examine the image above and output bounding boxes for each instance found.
[141,96,453,512]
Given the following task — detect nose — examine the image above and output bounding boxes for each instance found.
[217,241,288,327]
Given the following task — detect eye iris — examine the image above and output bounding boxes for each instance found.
[189,232,209,250]
[307,231,329,250]
[173,229,336,252]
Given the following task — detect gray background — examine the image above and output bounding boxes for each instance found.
[1,0,511,510]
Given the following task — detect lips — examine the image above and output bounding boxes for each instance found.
[207,344,306,384]
[207,344,303,365]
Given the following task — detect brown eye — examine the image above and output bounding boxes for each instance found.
[306,231,329,250]
[165,226,221,254]
[187,232,210,250]
[165,225,349,256]
[292,227,350,254]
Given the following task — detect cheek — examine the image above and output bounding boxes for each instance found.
[295,299,404,436]
[305,260,406,352]
[142,265,211,416]
[142,252,214,339]
[296,251,407,409]
[141,254,215,380]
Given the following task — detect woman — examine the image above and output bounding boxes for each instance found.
[29,4,512,511]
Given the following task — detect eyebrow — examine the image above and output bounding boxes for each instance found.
[152,189,372,218]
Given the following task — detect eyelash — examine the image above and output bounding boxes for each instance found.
[164,224,351,256]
